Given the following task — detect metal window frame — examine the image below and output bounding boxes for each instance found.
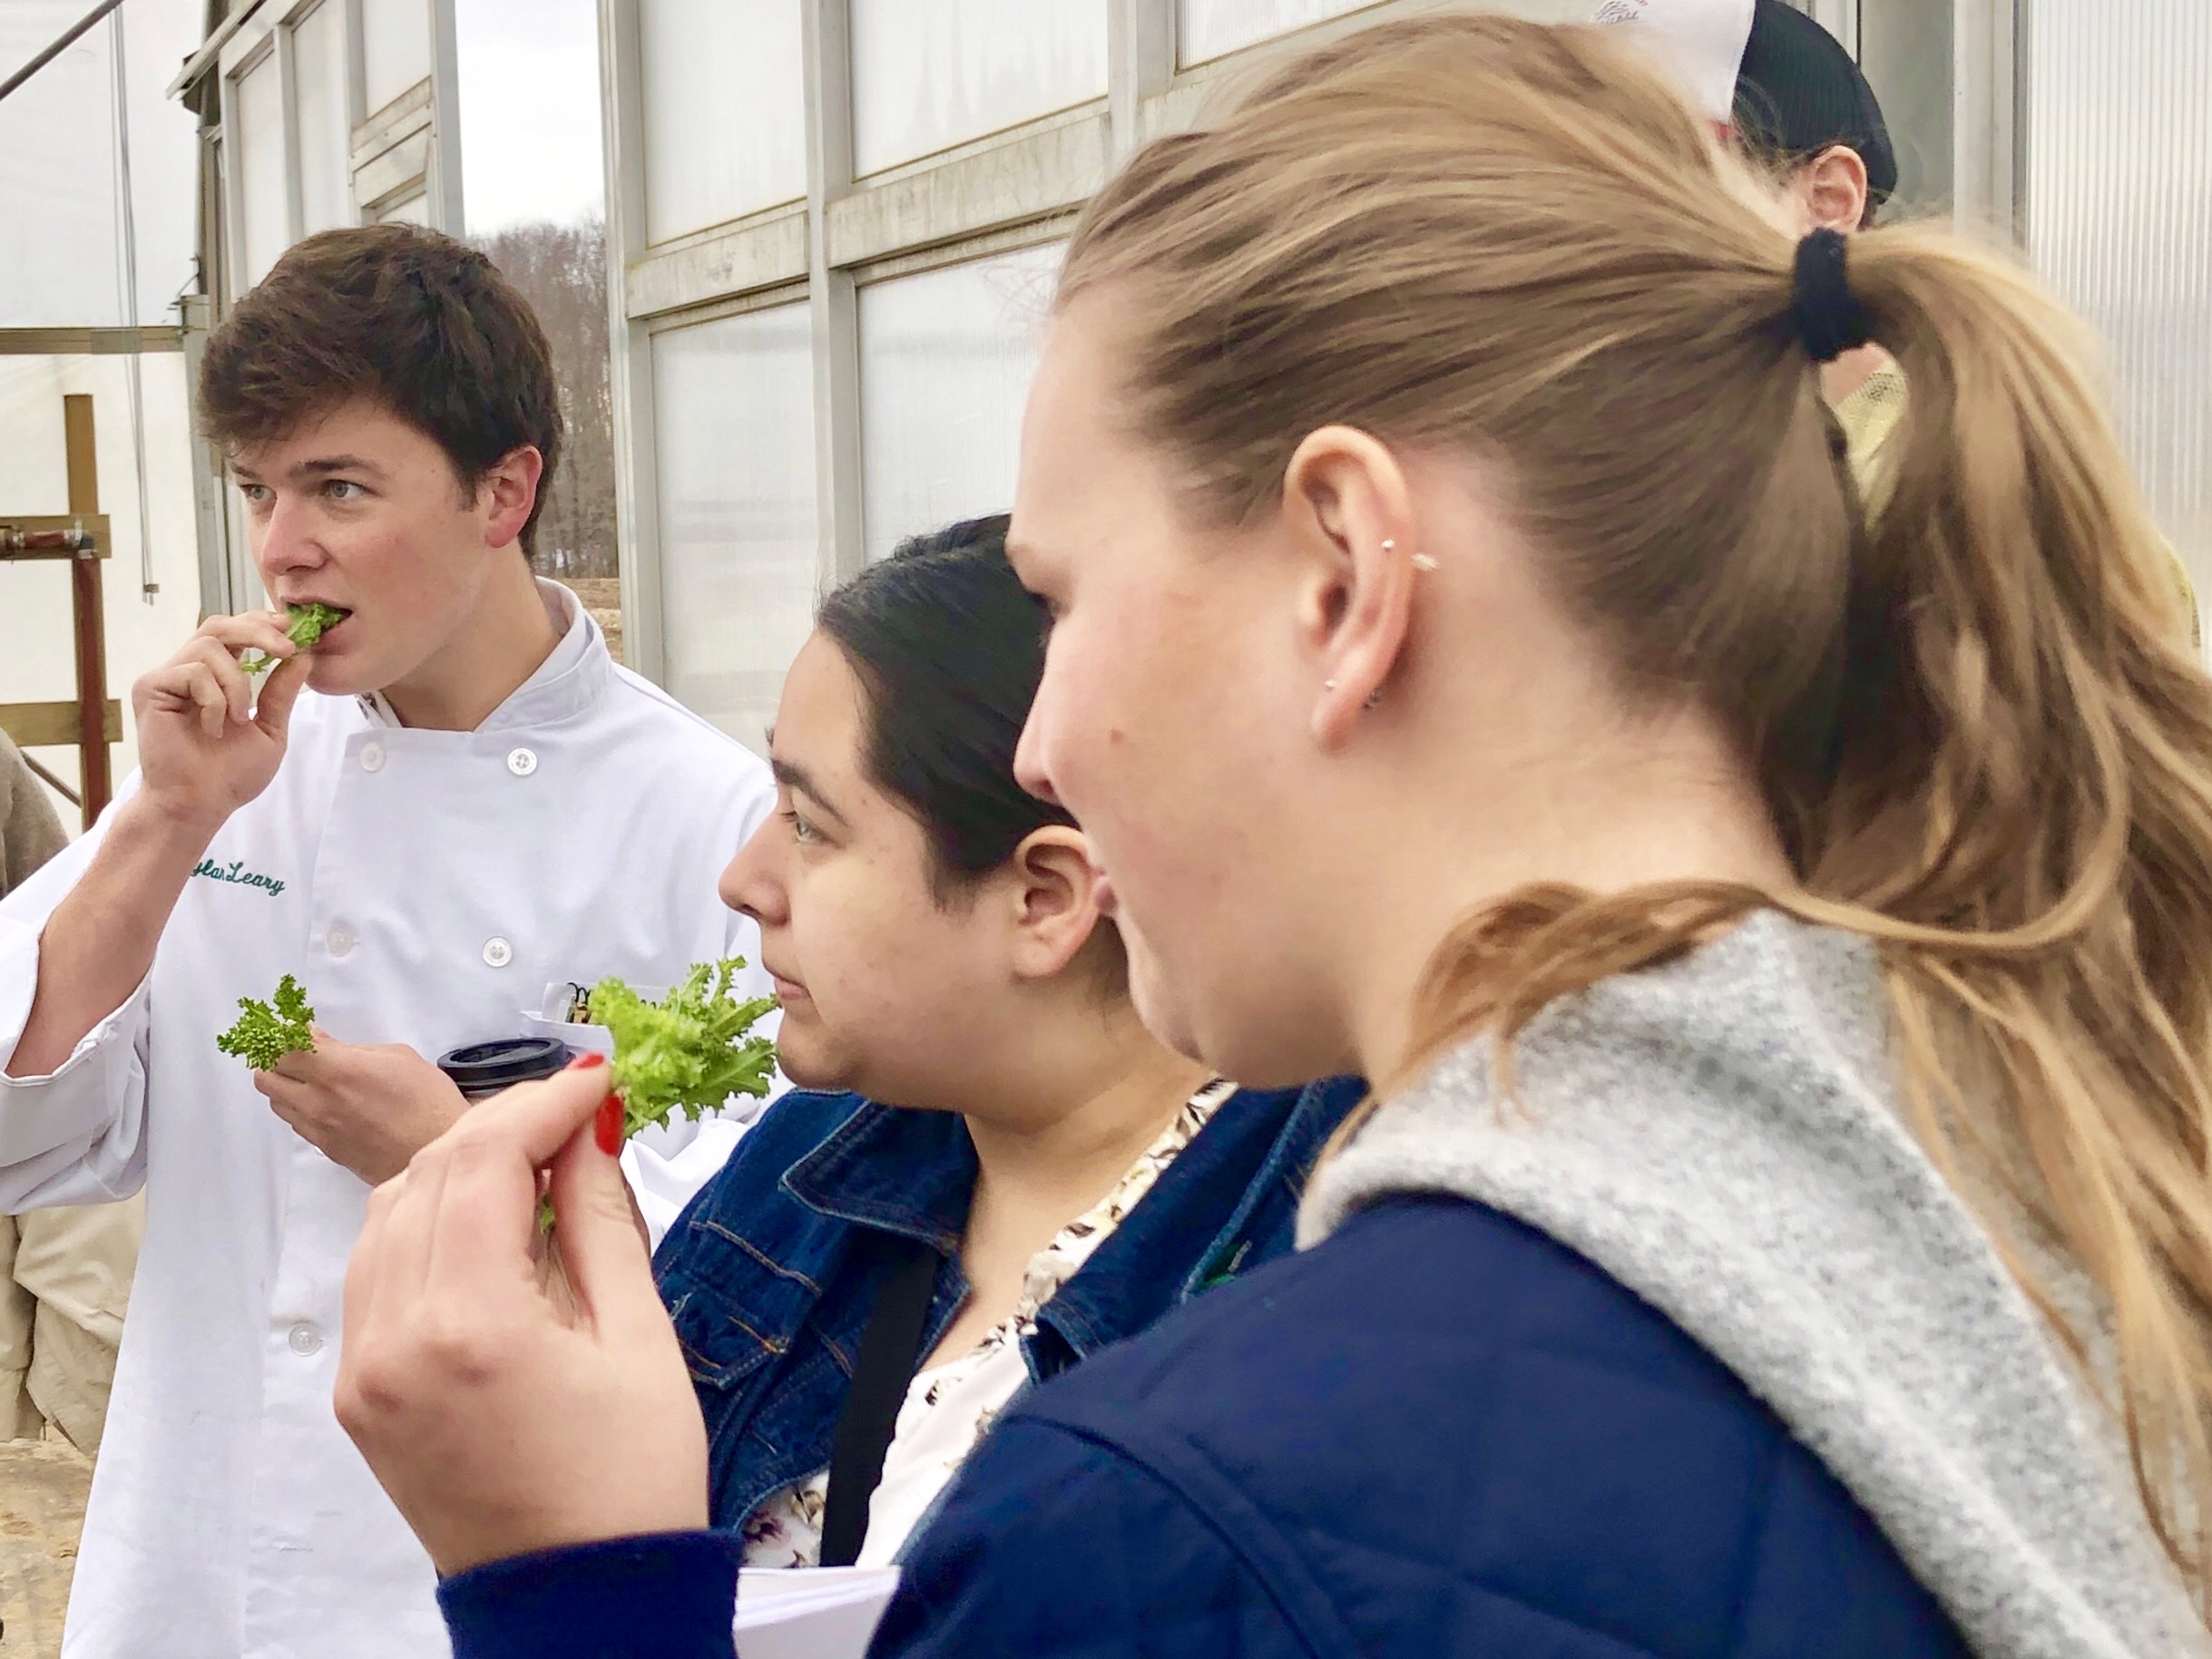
[595,0,1479,689]
[209,0,465,285]
[596,0,2024,689]
[1953,0,2021,239]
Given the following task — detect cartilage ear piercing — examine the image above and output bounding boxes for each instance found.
[1324,678,1338,691]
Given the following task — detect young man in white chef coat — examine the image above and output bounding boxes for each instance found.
[0,224,776,1659]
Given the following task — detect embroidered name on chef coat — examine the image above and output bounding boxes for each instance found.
[191,858,288,898]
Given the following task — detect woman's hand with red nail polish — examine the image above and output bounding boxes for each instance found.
[336,1063,705,1575]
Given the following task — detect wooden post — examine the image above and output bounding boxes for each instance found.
[64,394,112,830]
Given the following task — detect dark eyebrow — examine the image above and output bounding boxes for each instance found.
[289,454,388,483]
[770,755,849,828]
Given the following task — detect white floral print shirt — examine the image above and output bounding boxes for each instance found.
[739,1080,1234,1569]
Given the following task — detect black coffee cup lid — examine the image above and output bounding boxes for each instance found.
[436,1036,573,1093]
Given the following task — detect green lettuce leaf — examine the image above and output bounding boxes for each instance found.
[239,602,349,677]
[588,959,778,1140]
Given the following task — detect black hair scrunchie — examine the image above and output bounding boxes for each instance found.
[1790,227,1874,364]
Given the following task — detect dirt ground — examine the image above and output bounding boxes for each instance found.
[0,1438,92,1657]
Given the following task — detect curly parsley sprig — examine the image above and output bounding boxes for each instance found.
[216,973,317,1070]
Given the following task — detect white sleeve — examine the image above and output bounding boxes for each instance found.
[0,801,154,1211]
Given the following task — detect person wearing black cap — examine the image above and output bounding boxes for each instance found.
[1607,0,2192,649]
[1735,0,1899,225]
[1731,2,2198,644]
[1591,3,1898,424]
[1729,1,1905,484]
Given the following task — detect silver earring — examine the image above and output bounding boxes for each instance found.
[1412,552,1439,572]
[1365,690,1384,709]
[1324,678,1338,691]
[1381,538,1395,554]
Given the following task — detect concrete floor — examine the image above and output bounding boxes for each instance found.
[0,1438,91,1658]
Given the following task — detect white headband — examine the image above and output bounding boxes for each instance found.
[1590,0,1757,125]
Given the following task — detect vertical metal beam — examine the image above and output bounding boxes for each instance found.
[804,0,865,580]
[341,0,366,119]
[275,19,306,247]
[341,0,367,224]
[428,0,466,232]
[64,395,113,829]
[217,67,249,300]
[1953,0,2019,240]
[598,0,665,679]
[1110,0,1177,157]
[180,294,234,619]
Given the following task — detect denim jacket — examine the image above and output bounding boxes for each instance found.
[651,1075,1367,1536]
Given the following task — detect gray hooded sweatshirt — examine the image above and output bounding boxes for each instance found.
[1300,911,2205,1659]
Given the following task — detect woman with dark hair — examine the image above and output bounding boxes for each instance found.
[646,514,1356,1568]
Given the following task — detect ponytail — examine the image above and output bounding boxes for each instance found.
[1808,228,2212,1596]
[1405,227,2212,1605]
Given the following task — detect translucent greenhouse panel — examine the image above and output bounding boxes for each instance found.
[649,304,819,754]
[295,0,354,236]
[363,0,435,118]
[638,0,806,244]
[856,243,1061,561]
[234,51,290,291]
[849,0,1107,176]
[2026,0,2212,587]
[0,1,199,328]
[1176,0,1382,66]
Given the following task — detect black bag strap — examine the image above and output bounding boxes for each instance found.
[820,1234,941,1567]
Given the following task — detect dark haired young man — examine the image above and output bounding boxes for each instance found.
[0,225,776,1659]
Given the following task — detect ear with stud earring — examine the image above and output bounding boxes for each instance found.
[1330,542,1433,703]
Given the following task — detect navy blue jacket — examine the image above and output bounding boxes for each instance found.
[651,1077,1369,1535]
[871,1195,1972,1657]
[442,1192,1972,1659]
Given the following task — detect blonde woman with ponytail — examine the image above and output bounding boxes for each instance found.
[328,15,2212,1659]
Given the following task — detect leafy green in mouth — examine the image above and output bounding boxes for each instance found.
[238,602,350,677]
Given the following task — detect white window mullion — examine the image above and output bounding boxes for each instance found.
[598,0,668,683]
[805,0,866,583]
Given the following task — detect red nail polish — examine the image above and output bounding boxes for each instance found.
[565,1051,606,1071]
[595,1092,623,1156]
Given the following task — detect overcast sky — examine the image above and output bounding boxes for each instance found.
[456,0,606,234]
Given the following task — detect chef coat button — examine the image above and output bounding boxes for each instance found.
[505,747,538,777]
[483,936,514,969]
[327,923,357,958]
[288,1322,323,1357]
[360,741,387,774]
